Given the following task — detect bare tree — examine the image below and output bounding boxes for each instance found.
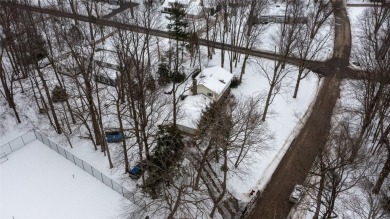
[308,119,366,219]
[346,178,390,219]
[293,0,332,98]
[258,0,303,121]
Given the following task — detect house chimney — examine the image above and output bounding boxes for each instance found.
[192,78,197,95]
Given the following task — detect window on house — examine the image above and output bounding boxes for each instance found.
[207,93,213,97]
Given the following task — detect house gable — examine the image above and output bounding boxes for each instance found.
[195,66,233,102]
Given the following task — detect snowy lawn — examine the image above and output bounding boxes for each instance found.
[0,140,130,219]
[347,6,366,57]
[201,50,321,202]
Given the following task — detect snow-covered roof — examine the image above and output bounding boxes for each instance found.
[186,0,214,15]
[264,4,287,16]
[187,2,202,15]
[177,94,211,129]
[195,66,233,96]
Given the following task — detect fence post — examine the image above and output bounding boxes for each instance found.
[64,147,68,159]
[110,179,114,189]
[101,172,103,182]
[21,136,26,145]
[122,187,124,196]
[72,154,76,164]
[8,144,13,153]
[82,160,85,170]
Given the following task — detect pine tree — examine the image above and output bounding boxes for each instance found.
[166,2,190,126]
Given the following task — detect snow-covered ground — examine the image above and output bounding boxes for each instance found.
[347,6,366,58]
[199,49,321,201]
[0,140,130,219]
[0,0,332,217]
[288,5,388,218]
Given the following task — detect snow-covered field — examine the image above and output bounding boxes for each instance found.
[0,140,129,219]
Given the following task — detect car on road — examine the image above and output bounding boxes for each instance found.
[129,163,143,179]
[289,184,304,204]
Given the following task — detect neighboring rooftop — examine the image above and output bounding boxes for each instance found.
[177,94,211,130]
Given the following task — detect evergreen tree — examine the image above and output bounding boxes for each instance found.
[165,2,190,126]
[143,125,184,197]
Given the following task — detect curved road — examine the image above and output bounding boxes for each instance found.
[247,0,351,218]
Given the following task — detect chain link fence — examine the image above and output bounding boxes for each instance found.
[0,132,36,158]
[1,131,147,214]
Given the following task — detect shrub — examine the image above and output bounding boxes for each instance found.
[157,63,171,86]
[51,85,68,103]
[229,77,241,89]
[146,75,156,92]
[171,71,186,83]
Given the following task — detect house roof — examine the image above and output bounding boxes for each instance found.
[177,94,211,129]
[187,1,202,15]
[195,66,233,96]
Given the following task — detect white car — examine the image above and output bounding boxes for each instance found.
[289,184,304,204]
[349,61,363,70]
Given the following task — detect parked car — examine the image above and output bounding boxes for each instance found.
[349,60,362,70]
[289,184,304,204]
[105,131,125,143]
[129,163,143,179]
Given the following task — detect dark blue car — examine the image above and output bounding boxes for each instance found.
[106,132,124,143]
[129,163,143,179]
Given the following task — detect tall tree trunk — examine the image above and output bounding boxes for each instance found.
[0,66,21,123]
[210,147,228,218]
[194,141,213,189]
[167,187,183,219]
[117,100,129,173]
[36,68,62,134]
[373,146,390,194]
[239,54,249,82]
[262,84,274,121]
[313,172,325,219]
[293,68,304,98]
[83,75,102,146]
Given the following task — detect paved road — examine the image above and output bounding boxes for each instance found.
[1,1,361,79]
[247,0,351,218]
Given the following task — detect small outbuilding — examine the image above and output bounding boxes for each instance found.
[192,66,233,102]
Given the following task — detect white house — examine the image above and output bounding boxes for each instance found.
[176,66,233,135]
[256,4,308,24]
[192,66,233,102]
